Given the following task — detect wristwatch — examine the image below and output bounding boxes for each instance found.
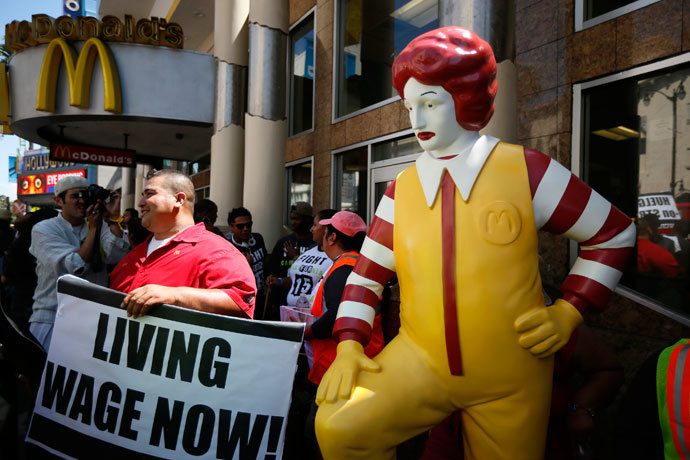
[571,404,595,418]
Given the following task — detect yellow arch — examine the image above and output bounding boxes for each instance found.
[36,37,121,113]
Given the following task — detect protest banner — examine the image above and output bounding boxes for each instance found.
[638,192,681,229]
[26,275,304,459]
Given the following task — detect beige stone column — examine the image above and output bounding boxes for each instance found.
[120,166,136,213]
[440,0,517,142]
[244,0,288,248]
[210,0,249,226]
[133,163,150,209]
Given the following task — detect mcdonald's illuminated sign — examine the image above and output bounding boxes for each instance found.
[36,37,121,113]
[50,143,135,167]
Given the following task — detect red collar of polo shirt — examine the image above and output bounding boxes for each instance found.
[142,222,208,248]
[170,222,209,244]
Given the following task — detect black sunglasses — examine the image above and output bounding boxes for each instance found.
[235,222,252,230]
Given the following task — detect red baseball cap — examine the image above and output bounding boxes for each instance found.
[319,211,366,237]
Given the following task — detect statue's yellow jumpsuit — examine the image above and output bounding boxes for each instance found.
[316,143,554,459]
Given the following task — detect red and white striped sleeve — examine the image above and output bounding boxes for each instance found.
[333,181,397,345]
[525,149,635,312]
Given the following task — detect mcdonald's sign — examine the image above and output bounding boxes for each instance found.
[50,143,134,167]
[36,37,121,113]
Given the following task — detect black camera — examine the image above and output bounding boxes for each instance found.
[80,184,111,208]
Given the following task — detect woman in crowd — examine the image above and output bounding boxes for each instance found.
[299,211,385,458]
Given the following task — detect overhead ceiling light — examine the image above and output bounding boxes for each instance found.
[592,129,626,141]
[391,0,437,28]
[592,125,640,141]
[609,126,639,138]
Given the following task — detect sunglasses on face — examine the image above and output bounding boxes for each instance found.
[235,222,252,230]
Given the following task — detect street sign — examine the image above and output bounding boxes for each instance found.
[12,199,26,216]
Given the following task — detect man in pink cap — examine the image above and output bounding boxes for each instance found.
[301,211,385,455]
[304,211,385,386]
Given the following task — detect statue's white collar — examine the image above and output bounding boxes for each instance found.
[414,135,500,207]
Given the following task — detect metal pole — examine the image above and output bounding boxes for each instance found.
[671,94,677,195]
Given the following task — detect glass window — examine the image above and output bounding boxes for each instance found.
[584,0,637,20]
[189,155,211,175]
[288,13,315,136]
[582,63,690,316]
[335,0,438,118]
[286,160,312,222]
[195,186,210,199]
[334,147,367,221]
[577,0,660,29]
[371,134,421,163]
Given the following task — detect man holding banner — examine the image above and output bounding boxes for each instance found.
[110,169,257,318]
[26,169,297,459]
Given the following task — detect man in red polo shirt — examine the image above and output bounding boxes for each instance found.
[110,169,256,318]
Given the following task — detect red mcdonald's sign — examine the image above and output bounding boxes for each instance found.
[50,143,135,167]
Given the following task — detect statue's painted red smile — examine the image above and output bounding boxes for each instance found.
[417,132,435,141]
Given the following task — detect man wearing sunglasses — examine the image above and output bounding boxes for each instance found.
[226,207,267,312]
[29,176,129,351]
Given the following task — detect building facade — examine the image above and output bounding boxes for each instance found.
[4,2,688,447]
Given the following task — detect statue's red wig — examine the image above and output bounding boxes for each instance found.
[392,27,497,131]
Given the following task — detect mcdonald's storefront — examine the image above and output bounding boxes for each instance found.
[2,13,215,211]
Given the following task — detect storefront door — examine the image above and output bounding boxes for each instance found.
[369,162,413,223]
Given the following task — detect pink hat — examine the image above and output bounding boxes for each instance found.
[319,211,366,237]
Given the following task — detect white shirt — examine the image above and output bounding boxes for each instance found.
[147,235,174,257]
[286,245,333,307]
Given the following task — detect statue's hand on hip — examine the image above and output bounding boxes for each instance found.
[514,299,584,358]
[316,340,381,405]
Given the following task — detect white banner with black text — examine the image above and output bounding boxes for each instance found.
[26,275,304,459]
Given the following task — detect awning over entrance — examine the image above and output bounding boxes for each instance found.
[8,41,215,161]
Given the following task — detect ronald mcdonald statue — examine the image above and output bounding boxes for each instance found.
[314,27,635,459]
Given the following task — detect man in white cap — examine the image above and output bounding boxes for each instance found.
[29,176,129,350]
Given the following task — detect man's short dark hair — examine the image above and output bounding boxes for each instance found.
[125,208,139,218]
[317,209,337,221]
[145,169,195,209]
[127,218,152,247]
[228,207,252,224]
[194,199,218,216]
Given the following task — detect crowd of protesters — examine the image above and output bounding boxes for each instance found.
[0,170,688,460]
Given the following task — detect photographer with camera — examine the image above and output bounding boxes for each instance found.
[28,176,129,351]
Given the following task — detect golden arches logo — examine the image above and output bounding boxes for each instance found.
[36,37,121,113]
[477,201,522,245]
[52,144,72,160]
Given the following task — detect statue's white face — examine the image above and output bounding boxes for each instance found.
[403,77,468,158]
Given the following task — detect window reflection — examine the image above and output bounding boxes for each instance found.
[336,0,438,118]
[189,154,211,175]
[286,161,312,224]
[289,14,314,136]
[583,65,690,315]
[334,147,367,221]
[371,134,421,163]
[584,0,650,21]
